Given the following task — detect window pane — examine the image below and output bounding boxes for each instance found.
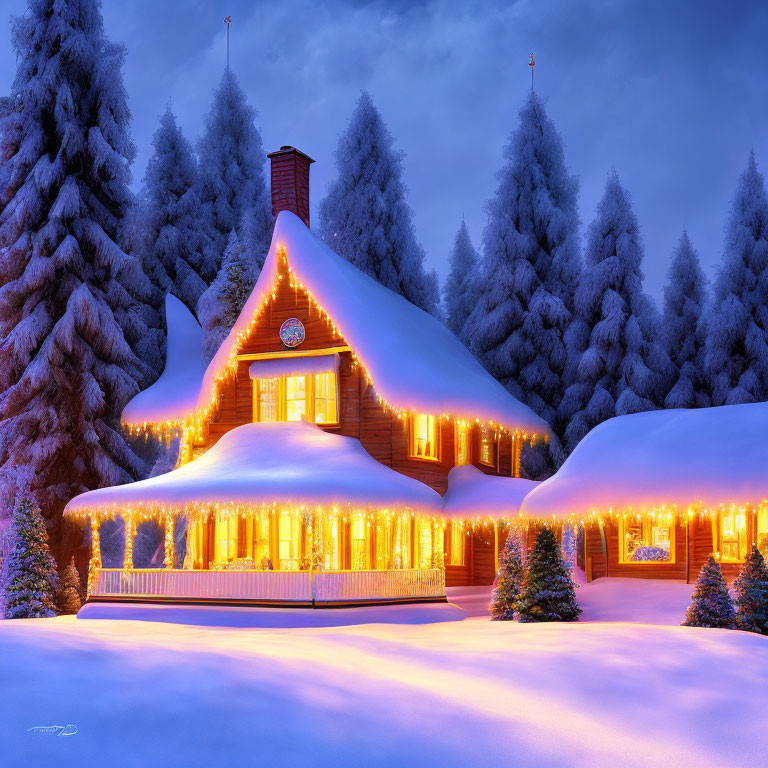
[720,509,748,562]
[449,522,465,566]
[416,518,434,569]
[455,422,469,465]
[622,518,672,562]
[411,414,437,459]
[351,514,369,570]
[257,378,278,422]
[214,515,237,564]
[758,507,768,559]
[393,516,412,569]
[279,515,300,570]
[286,376,307,421]
[314,372,338,424]
[480,425,494,465]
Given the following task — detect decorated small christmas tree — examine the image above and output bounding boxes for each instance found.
[516,527,581,623]
[57,558,83,615]
[682,556,735,629]
[3,490,59,619]
[733,546,768,635]
[490,530,526,620]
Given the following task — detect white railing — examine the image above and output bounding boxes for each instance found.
[313,569,444,602]
[91,568,445,604]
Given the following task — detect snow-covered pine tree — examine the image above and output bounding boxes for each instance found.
[143,106,211,313]
[663,231,710,408]
[733,545,768,635]
[3,488,59,618]
[464,92,580,434]
[198,229,259,362]
[559,171,672,453]
[705,152,768,406]
[57,556,83,614]
[444,220,480,337]
[682,555,735,629]
[196,69,272,277]
[489,529,526,620]
[0,0,151,557]
[516,526,581,622]
[319,91,438,315]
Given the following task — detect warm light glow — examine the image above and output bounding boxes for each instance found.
[619,516,674,563]
[455,421,470,466]
[410,414,438,460]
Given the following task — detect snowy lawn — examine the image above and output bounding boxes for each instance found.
[1,580,766,768]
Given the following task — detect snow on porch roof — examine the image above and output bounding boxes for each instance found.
[122,294,206,425]
[521,402,768,520]
[64,421,443,517]
[199,211,548,435]
[442,465,540,520]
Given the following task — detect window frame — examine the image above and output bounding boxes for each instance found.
[717,508,750,563]
[618,516,676,565]
[478,424,496,467]
[408,413,440,462]
[252,370,340,427]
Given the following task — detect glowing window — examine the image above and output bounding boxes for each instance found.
[479,425,495,466]
[351,514,369,570]
[416,518,435,569]
[449,522,465,566]
[214,515,238,563]
[619,517,674,563]
[719,508,748,563]
[320,516,340,571]
[758,507,768,559]
[455,422,470,465]
[254,378,278,422]
[278,515,301,570]
[392,516,412,569]
[285,376,307,422]
[313,372,338,424]
[410,414,438,460]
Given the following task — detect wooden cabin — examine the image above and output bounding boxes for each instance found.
[65,146,549,606]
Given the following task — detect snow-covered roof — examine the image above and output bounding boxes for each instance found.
[129,211,545,435]
[122,294,206,425]
[442,465,539,520]
[521,403,768,519]
[64,421,443,517]
[248,353,339,380]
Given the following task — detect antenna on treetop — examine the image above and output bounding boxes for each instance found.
[529,52,535,91]
[224,16,232,69]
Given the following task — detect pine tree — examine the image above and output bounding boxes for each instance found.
[196,69,272,276]
[57,557,82,614]
[489,530,526,620]
[516,527,581,622]
[733,545,768,635]
[559,171,672,452]
[198,229,259,362]
[143,106,211,313]
[319,91,438,315]
[705,153,768,406]
[3,488,59,618]
[444,220,480,337]
[0,0,149,551]
[663,231,710,408]
[464,92,580,437]
[682,556,735,629]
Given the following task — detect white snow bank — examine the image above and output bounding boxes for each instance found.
[522,402,768,518]
[2,613,766,767]
[201,211,548,434]
[64,421,443,515]
[122,294,206,425]
[442,464,539,519]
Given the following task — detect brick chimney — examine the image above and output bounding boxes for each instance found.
[266,145,315,227]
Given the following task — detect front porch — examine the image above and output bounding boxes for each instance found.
[89,567,446,606]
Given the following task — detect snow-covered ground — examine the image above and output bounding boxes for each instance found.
[1,578,766,768]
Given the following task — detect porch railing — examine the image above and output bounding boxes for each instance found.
[90,568,445,604]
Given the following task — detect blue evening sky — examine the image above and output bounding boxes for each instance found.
[1,0,766,298]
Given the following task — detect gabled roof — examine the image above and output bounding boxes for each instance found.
[64,421,443,517]
[521,402,768,519]
[442,465,539,520]
[122,294,206,426]
[195,211,548,435]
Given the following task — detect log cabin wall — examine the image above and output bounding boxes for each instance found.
[193,259,518,496]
